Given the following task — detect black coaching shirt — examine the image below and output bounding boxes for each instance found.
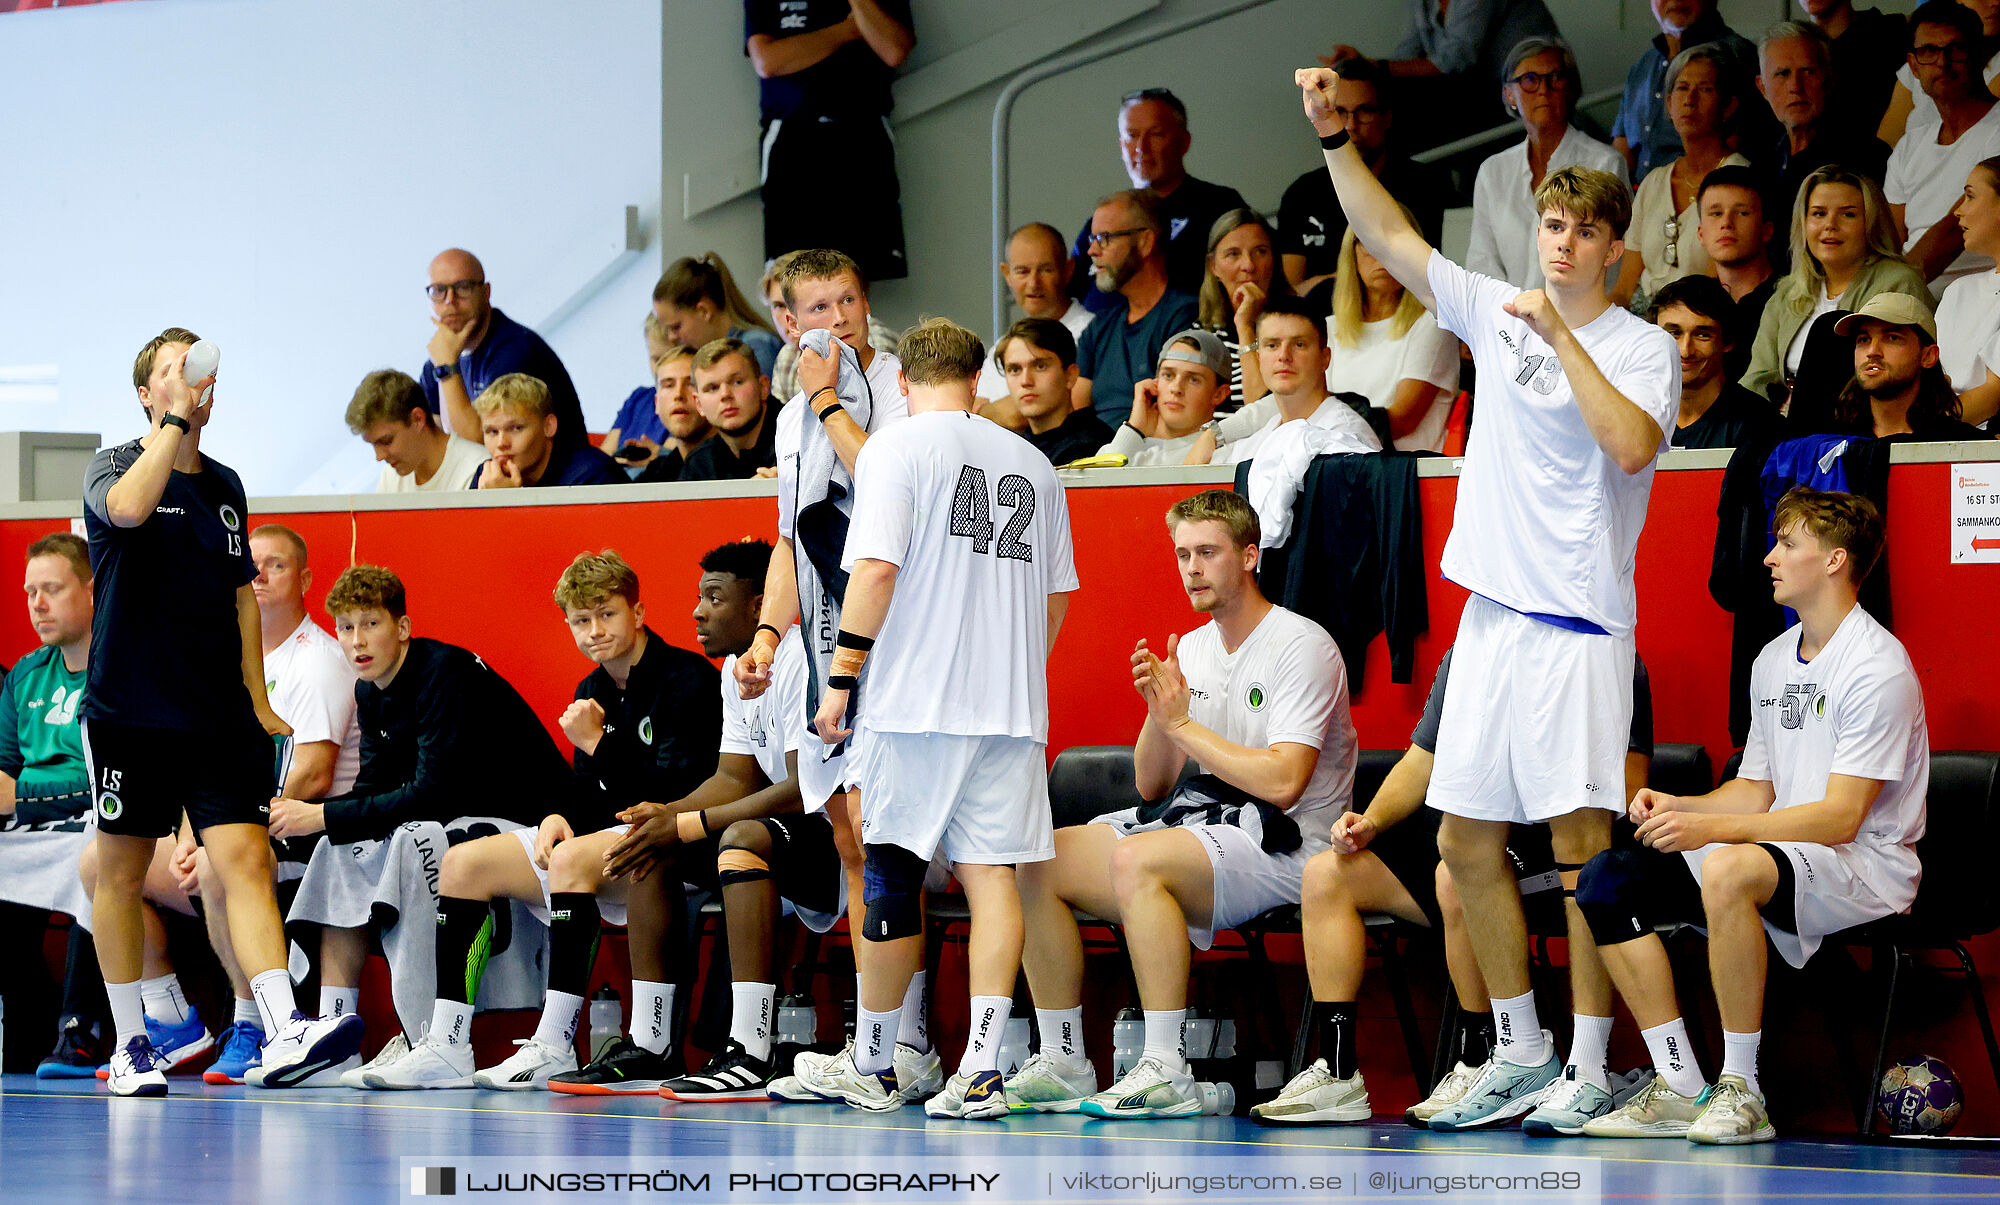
[319,637,569,845]
[567,628,721,832]
[82,441,259,733]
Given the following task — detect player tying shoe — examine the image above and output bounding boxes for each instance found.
[791,318,1077,1119]
[1295,67,1679,1133]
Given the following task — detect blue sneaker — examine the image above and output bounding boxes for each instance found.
[204,1022,267,1085]
[36,1017,107,1079]
[1426,1031,1562,1132]
[94,1006,214,1080]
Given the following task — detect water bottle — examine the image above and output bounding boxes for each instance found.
[777,994,818,1046]
[997,1017,1031,1077]
[588,985,622,1060]
[1182,1008,1216,1061]
[1110,1007,1142,1079]
[1199,1080,1236,1116]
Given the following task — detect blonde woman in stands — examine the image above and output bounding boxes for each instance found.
[1932,154,2000,424]
[1740,165,1931,402]
[1327,207,1461,452]
[653,254,783,378]
[1195,208,1293,410]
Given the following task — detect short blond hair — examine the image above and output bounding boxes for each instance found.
[326,565,406,620]
[651,344,696,375]
[131,326,200,392]
[554,549,641,612]
[1534,166,1633,239]
[778,248,865,310]
[898,318,986,386]
[249,523,308,565]
[1772,488,1886,583]
[1165,488,1260,549]
[693,337,756,376]
[345,368,427,433]
[471,372,551,419]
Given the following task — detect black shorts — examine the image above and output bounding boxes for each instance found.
[82,718,277,838]
[762,812,842,919]
[760,111,907,282]
[1585,843,1798,941]
[1365,809,1567,932]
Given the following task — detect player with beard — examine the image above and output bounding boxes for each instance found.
[1828,293,1995,441]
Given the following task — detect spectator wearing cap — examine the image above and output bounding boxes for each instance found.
[1695,164,1780,382]
[991,318,1112,466]
[1324,205,1462,452]
[1830,292,1995,440]
[1885,0,2000,289]
[1074,190,1201,428]
[1611,0,1759,182]
[1095,328,1229,467]
[1650,276,1784,448]
[1190,298,1385,465]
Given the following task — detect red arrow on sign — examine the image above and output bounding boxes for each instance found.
[1977,539,2000,551]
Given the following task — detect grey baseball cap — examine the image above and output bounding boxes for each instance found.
[1157,327,1230,379]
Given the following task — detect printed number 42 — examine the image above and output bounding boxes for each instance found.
[950,466,1035,562]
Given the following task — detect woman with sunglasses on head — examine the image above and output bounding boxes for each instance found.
[1612,43,1749,311]
[1467,37,1629,290]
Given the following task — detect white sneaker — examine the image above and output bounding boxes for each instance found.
[339,1033,410,1089]
[1249,1059,1370,1125]
[924,1070,1010,1119]
[105,1035,169,1097]
[1004,1051,1098,1113]
[793,1043,901,1111]
[894,1043,944,1102]
[255,1012,366,1089]
[286,1053,362,1089]
[360,1032,475,1090]
[474,1039,579,1091]
[1077,1055,1203,1119]
[1578,1074,1715,1138]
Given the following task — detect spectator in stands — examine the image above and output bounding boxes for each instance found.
[745,0,913,281]
[1467,37,1629,290]
[1614,44,1753,310]
[346,369,484,494]
[1069,90,1248,306]
[1799,0,1909,136]
[682,338,782,481]
[1651,277,1782,448]
[635,347,715,484]
[1758,23,1892,209]
[764,251,901,403]
[1878,0,1999,145]
[1696,165,1781,381]
[1276,58,1447,295]
[1327,213,1462,452]
[1095,329,1228,467]
[974,223,1094,411]
[991,319,1111,467]
[1196,208,1293,409]
[653,254,783,378]
[420,248,587,455]
[1887,1,2000,288]
[1830,293,1994,438]
[1742,165,1930,402]
[3,534,110,1079]
[1322,0,1562,141]
[1192,298,1384,465]
[1075,190,1200,428]
[1612,0,1758,182]
[605,314,673,466]
[469,374,623,489]
[1934,155,2000,422]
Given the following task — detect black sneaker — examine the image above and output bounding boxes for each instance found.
[547,1037,684,1096]
[660,1042,775,1102]
[36,1017,107,1080]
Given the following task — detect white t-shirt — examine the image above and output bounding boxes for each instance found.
[975,301,1095,403]
[264,615,360,796]
[842,411,1079,740]
[1426,251,1680,638]
[1178,605,1356,849]
[374,435,487,494]
[719,635,806,806]
[1096,423,1205,466]
[1466,128,1630,290]
[1935,268,2000,392]
[1326,310,1462,452]
[1731,605,1929,921]
[1884,101,2000,290]
[1216,395,1383,465]
[1898,56,2000,134]
[1785,285,1842,379]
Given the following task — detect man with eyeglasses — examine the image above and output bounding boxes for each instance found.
[1611,0,1759,182]
[1275,58,1446,296]
[1758,22,1892,209]
[1886,0,2000,288]
[1067,89,1246,310]
[1073,190,1201,429]
[420,247,588,458]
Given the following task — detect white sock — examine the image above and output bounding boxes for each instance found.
[633,981,675,1055]
[1037,1006,1086,1063]
[428,998,475,1049]
[107,980,146,1045]
[139,974,190,1026]
[319,986,360,1020]
[1491,991,1549,1065]
[897,971,929,1052]
[249,968,297,1035]
[1568,1013,1614,1090]
[1640,1017,1705,1097]
[1720,1029,1762,1098]
[233,997,261,1028]
[731,983,778,1063]
[959,995,1012,1077]
[856,1004,901,1076]
[533,990,585,1050]
[1141,1009,1187,1072]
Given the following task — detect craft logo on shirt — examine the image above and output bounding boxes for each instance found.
[1246,683,1267,712]
[638,717,654,746]
[219,504,241,532]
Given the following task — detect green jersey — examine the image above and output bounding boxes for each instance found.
[0,643,89,822]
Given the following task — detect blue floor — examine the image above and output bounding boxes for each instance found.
[6,1073,2000,1203]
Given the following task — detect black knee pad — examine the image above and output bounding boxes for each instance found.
[1575,847,1652,946]
[861,842,926,941]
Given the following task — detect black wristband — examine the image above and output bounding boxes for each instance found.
[160,413,191,434]
[809,386,840,419]
[826,673,858,691]
[1319,129,1350,151]
[698,810,713,836]
[755,623,781,641]
[834,631,875,652]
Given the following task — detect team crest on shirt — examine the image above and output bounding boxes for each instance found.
[1246,683,1268,712]
[219,504,241,532]
[638,717,654,746]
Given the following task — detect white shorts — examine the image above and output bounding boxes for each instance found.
[1685,839,1897,969]
[1094,821,1312,951]
[1428,593,1633,824]
[853,728,1054,865]
[513,825,631,927]
[798,723,861,812]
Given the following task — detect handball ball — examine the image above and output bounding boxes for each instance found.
[1877,1056,1963,1135]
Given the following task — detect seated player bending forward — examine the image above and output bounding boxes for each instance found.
[1010,488,1357,1118]
[1575,489,1928,1145]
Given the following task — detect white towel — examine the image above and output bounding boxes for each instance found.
[0,812,94,925]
